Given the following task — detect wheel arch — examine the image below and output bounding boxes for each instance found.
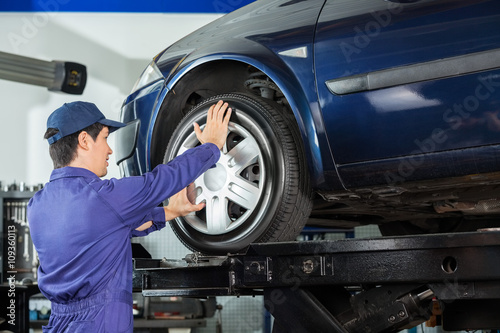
[149,56,326,186]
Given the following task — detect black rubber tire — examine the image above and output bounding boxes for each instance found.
[164,93,312,254]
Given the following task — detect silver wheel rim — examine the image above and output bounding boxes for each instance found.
[174,112,269,235]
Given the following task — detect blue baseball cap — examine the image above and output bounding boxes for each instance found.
[47,101,126,145]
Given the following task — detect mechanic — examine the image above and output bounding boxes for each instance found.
[27,100,231,333]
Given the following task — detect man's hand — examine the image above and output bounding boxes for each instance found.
[164,185,205,221]
[193,100,232,150]
[135,185,202,230]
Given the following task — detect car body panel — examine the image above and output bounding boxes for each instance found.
[121,79,165,175]
[120,0,500,196]
[314,0,500,188]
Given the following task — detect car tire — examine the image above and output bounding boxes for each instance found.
[164,93,312,254]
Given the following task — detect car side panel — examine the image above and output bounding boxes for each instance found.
[315,0,500,188]
[153,0,345,189]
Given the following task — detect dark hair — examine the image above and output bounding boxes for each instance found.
[44,122,105,169]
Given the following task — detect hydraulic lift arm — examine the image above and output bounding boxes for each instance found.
[0,51,86,94]
[133,231,500,332]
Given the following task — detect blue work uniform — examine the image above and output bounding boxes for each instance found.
[28,143,220,333]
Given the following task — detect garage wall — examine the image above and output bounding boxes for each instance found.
[0,12,222,187]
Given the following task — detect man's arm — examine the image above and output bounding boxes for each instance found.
[128,100,231,231]
[134,185,203,231]
[131,207,166,237]
[135,221,153,231]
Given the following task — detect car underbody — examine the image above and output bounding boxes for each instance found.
[313,171,500,232]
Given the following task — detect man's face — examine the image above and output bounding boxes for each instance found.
[88,127,112,177]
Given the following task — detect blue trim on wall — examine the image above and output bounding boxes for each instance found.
[0,0,255,13]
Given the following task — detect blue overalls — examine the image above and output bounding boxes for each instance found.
[28,143,220,333]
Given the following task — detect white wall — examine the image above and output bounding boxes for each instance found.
[0,12,221,187]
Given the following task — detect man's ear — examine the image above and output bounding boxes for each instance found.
[78,131,90,150]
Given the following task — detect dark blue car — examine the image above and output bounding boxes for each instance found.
[118,0,500,254]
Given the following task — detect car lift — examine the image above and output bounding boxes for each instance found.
[133,231,500,332]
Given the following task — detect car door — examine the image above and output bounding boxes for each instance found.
[314,0,500,188]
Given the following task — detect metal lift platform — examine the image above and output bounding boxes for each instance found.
[132,231,500,332]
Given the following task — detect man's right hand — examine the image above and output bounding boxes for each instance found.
[193,100,232,150]
[164,185,205,221]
